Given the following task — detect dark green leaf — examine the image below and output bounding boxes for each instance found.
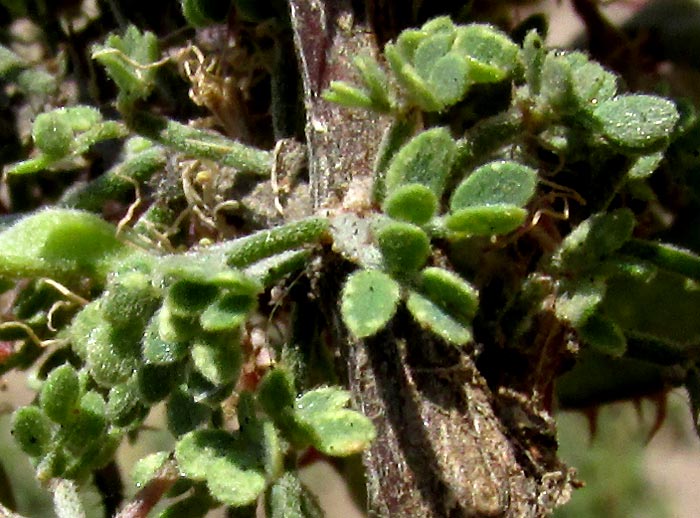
[381,183,438,225]
[142,311,190,364]
[406,291,473,345]
[40,365,80,424]
[166,387,211,437]
[579,312,627,356]
[550,209,636,273]
[375,220,430,275]
[417,267,479,323]
[12,406,54,457]
[190,332,242,386]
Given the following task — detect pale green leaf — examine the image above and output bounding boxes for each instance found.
[593,94,679,150]
[446,205,528,236]
[450,161,538,209]
[341,270,401,338]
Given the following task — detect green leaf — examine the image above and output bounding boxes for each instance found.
[190,332,242,386]
[550,209,636,273]
[620,240,700,282]
[32,111,73,158]
[166,279,219,317]
[384,127,456,198]
[429,52,471,106]
[219,217,328,269]
[61,391,107,454]
[295,387,352,415]
[417,267,479,323]
[406,291,473,345]
[579,312,627,356]
[382,183,438,225]
[68,300,103,361]
[450,160,538,209]
[157,490,213,518]
[102,270,160,329]
[341,270,401,339]
[571,59,617,109]
[373,114,422,203]
[174,429,238,480]
[375,220,430,275]
[452,24,520,83]
[295,388,376,457]
[523,30,545,95]
[421,16,457,35]
[180,0,231,27]
[175,429,266,507]
[40,365,80,424]
[86,321,141,387]
[266,471,324,518]
[554,278,606,328]
[131,451,170,489]
[137,362,182,403]
[385,44,442,112]
[158,306,200,343]
[322,81,375,111]
[394,28,430,64]
[414,32,454,80]
[166,387,211,437]
[540,51,586,114]
[627,151,664,179]
[0,209,128,283]
[12,406,54,457]
[206,456,266,507]
[353,54,392,112]
[85,320,141,387]
[107,378,148,427]
[142,311,190,364]
[256,369,310,446]
[603,269,700,347]
[592,94,679,150]
[199,293,255,332]
[446,205,528,236]
[540,52,617,113]
[91,25,160,106]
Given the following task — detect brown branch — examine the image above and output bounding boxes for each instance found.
[114,461,179,518]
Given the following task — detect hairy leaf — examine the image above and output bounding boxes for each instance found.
[341,270,401,338]
[406,291,473,345]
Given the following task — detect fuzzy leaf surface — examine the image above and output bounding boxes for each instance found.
[341,270,401,338]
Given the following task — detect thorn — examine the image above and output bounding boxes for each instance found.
[583,407,599,442]
[645,391,668,444]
